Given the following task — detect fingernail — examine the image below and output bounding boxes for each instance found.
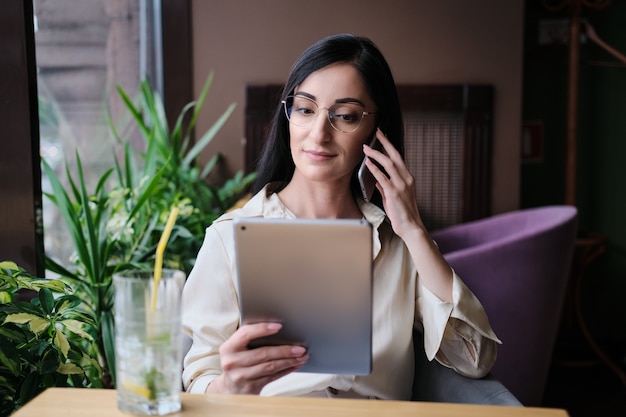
[267,322,282,330]
[291,346,306,355]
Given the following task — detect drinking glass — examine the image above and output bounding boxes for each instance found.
[113,269,185,415]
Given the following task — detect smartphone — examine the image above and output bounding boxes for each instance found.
[357,134,384,202]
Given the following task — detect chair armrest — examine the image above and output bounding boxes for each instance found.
[412,333,522,406]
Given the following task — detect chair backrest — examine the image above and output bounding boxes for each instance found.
[430,206,578,406]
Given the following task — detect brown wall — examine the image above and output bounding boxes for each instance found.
[191,0,524,214]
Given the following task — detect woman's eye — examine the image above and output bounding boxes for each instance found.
[295,106,315,116]
[335,112,358,123]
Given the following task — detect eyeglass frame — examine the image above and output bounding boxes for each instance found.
[281,95,377,134]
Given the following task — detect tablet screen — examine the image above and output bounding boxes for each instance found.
[233,217,373,375]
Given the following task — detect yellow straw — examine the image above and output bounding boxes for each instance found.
[151,207,179,312]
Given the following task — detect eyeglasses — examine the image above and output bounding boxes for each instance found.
[282,95,376,133]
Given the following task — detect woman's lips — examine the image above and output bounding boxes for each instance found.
[304,150,336,161]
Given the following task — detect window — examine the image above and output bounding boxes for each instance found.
[0,1,193,274]
[34,0,191,269]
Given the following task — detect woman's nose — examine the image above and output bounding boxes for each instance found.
[309,109,333,142]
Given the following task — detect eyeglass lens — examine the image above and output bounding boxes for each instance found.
[283,95,367,133]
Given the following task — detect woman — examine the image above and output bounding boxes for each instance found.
[182,33,500,399]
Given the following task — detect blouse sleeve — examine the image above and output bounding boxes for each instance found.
[416,270,501,378]
[181,222,240,393]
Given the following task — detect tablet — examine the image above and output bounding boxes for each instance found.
[233,217,373,375]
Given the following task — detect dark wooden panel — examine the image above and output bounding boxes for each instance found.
[398,85,466,111]
[161,0,193,130]
[0,0,44,276]
[398,84,493,227]
[461,86,494,222]
[244,84,283,173]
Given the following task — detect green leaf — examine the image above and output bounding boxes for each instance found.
[122,141,136,188]
[55,296,81,314]
[117,84,151,139]
[124,164,166,222]
[6,301,42,316]
[4,310,50,335]
[40,347,61,374]
[9,277,68,295]
[0,339,21,376]
[0,292,11,304]
[200,153,221,180]
[3,312,41,326]
[35,279,71,294]
[38,288,54,315]
[171,101,196,155]
[141,130,159,178]
[183,102,236,167]
[64,160,82,203]
[42,159,92,279]
[0,261,19,270]
[29,317,50,334]
[74,152,101,284]
[94,167,114,196]
[137,80,169,156]
[56,362,84,375]
[53,331,70,357]
[19,371,41,406]
[101,310,116,386]
[60,319,93,341]
[0,326,28,344]
[186,72,214,138]
[44,257,80,283]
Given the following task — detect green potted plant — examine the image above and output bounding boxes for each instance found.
[0,261,98,416]
[0,73,255,414]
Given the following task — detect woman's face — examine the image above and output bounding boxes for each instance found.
[288,63,377,187]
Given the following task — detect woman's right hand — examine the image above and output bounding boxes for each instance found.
[205,322,309,394]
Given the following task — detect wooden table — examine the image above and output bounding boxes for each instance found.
[12,387,569,417]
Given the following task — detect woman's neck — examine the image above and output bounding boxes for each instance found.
[277,178,362,219]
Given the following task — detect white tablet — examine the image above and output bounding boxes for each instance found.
[233,217,373,375]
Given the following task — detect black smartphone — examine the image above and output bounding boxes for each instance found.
[357,134,384,202]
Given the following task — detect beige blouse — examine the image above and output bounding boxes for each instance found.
[182,186,500,399]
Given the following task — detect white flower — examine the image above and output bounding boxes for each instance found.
[106,211,134,242]
[137,176,150,191]
[176,199,194,218]
[109,187,130,207]
[69,251,79,265]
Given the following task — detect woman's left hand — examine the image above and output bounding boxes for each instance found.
[362,129,424,238]
[364,129,454,302]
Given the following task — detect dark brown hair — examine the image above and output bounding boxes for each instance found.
[252,34,404,207]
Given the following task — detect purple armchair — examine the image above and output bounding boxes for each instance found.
[430,206,578,406]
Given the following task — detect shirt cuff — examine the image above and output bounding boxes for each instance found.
[419,270,501,362]
[186,374,217,394]
[449,270,501,344]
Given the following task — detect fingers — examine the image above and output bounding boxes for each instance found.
[223,349,308,392]
[364,157,389,189]
[222,322,283,352]
[363,130,413,187]
[218,323,309,394]
[222,343,308,370]
[221,322,308,370]
[373,128,401,161]
[362,130,422,233]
